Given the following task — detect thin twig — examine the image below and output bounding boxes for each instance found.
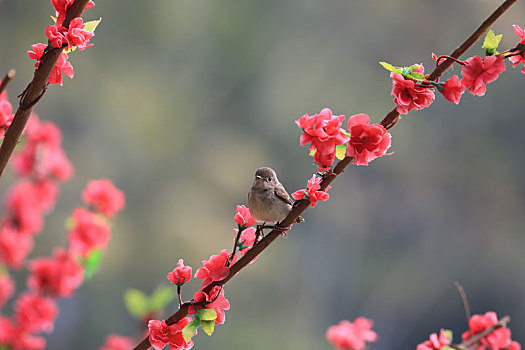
[454,281,471,322]
[0,69,16,95]
[132,1,517,349]
[0,0,91,181]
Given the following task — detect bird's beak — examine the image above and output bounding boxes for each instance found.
[256,175,262,182]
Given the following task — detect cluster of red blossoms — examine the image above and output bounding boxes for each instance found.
[326,318,378,350]
[415,312,521,350]
[28,0,98,86]
[296,108,392,170]
[292,175,330,208]
[0,100,125,349]
[148,205,262,349]
[387,24,525,113]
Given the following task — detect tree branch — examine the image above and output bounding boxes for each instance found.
[0,69,16,95]
[0,0,90,181]
[460,316,510,348]
[132,1,517,349]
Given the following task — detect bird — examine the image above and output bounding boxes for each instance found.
[248,167,303,233]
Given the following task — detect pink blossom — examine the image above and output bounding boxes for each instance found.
[462,312,517,350]
[167,259,192,286]
[0,274,15,307]
[28,43,74,86]
[440,75,466,104]
[509,25,525,74]
[296,108,349,170]
[0,90,13,131]
[82,179,126,218]
[148,318,194,350]
[68,207,111,257]
[326,318,378,350]
[66,18,94,51]
[51,0,95,25]
[346,113,391,166]
[416,329,451,350]
[27,248,84,298]
[45,25,67,48]
[233,205,257,228]
[190,286,230,325]
[99,335,135,350]
[391,65,435,114]
[460,55,506,96]
[0,224,34,268]
[14,292,58,333]
[194,249,231,289]
[292,175,330,208]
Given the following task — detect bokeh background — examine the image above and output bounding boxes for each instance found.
[0,0,524,349]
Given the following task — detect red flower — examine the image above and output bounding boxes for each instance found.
[416,329,451,350]
[190,286,230,325]
[326,318,378,350]
[296,108,349,170]
[460,55,506,96]
[14,292,57,333]
[0,89,13,131]
[167,259,192,286]
[292,175,330,208]
[440,75,466,104]
[0,224,34,269]
[462,312,517,350]
[233,205,257,228]
[194,249,231,289]
[28,43,74,86]
[148,318,194,350]
[27,248,84,298]
[345,114,391,166]
[0,274,14,308]
[51,0,95,25]
[66,18,94,51]
[99,335,135,350]
[45,25,67,48]
[68,207,111,257]
[82,179,126,218]
[391,65,435,114]
[509,25,525,74]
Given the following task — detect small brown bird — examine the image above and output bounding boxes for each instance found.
[248,167,303,230]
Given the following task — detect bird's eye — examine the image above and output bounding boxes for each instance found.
[268,177,272,182]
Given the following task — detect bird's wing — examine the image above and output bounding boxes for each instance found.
[274,185,294,206]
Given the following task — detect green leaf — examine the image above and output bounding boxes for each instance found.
[196,308,217,321]
[82,249,103,280]
[309,148,316,157]
[483,29,502,55]
[124,289,150,320]
[149,286,176,312]
[379,62,403,75]
[407,71,426,81]
[335,144,347,160]
[440,346,455,350]
[443,329,453,342]
[182,319,200,343]
[50,16,57,23]
[200,320,215,336]
[83,17,102,33]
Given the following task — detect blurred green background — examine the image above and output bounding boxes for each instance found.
[0,0,524,349]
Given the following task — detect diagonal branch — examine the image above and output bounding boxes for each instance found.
[0,0,91,181]
[132,1,517,349]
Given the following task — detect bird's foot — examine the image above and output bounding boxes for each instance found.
[273,223,292,235]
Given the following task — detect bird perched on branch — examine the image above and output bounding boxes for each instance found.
[248,167,304,233]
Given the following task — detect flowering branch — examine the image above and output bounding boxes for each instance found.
[0,0,90,181]
[461,316,510,349]
[380,0,517,130]
[132,1,518,349]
